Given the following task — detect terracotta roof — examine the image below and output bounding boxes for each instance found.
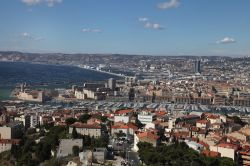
[198,129,207,134]
[198,141,209,148]
[191,126,199,132]
[155,111,166,117]
[111,125,129,129]
[115,109,133,115]
[174,131,190,138]
[202,150,221,157]
[71,122,101,129]
[111,123,138,130]
[127,123,138,130]
[217,143,239,150]
[207,114,220,119]
[196,119,209,124]
[137,131,159,140]
[182,115,200,119]
[0,139,21,144]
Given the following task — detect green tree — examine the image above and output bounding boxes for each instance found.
[135,118,144,129]
[79,114,91,123]
[72,146,80,156]
[232,116,246,126]
[65,117,77,125]
[152,92,156,103]
[137,142,235,166]
[72,126,78,139]
[128,88,135,101]
[35,142,51,162]
[115,130,126,138]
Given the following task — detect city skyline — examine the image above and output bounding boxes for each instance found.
[0,0,250,56]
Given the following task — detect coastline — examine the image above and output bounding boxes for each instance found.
[76,65,126,78]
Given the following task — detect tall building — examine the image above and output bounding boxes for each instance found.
[108,78,116,90]
[194,60,201,73]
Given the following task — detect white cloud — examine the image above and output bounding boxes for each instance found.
[45,0,62,7]
[138,17,164,30]
[138,17,149,22]
[34,37,44,41]
[21,0,62,7]
[158,0,180,9]
[20,32,43,41]
[21,32,32,38]
[217,37,236,44]
[22,0,41,5]
[82,28,101,33]
[139,21,164,30]
[145,22,164,30]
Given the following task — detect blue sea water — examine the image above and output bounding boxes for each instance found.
[0,61,118,100]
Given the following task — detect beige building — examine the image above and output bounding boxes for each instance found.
[210,143,238,161]
[57,139,83,157]
[17,90,44,102]
[227,131,250,143]
[0,139,20,153]
[0,121,23,139]
[69,122,102,138]
[133,131,159,152]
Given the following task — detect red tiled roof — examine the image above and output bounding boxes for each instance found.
[155,111,166,117]
[174,131,190,138]
[71,122,101,129]
[182,115,200,119]
[202,150,221,157]
[111,125,129,129]
[115,109,133,115]
[196,119,209,124]
[0,139,21,145]
[198,141,209,148]
[137,131,159,140]
[111,123,138,131]
[207,114,220,119]
[217,143,239,150]
[191,126,199,132]
[127,123,138,130]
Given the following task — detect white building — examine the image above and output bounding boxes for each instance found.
[114,115,130,123]
[138,111,155,125]
[210,143,237,160]
[17,90,44,102]
[57,139,83,157]
[69,122,102,138]
[184,140,204,152]
[30,115,39,128]
[75,90,86,99]
[0,139,20,153]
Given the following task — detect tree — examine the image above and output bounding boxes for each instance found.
[35,143,51,162]
[128,88,135,101]
[72,146,80,156]
[231,116,246,126]
[65,117,77,125]
[152,92,156,103]
[212,86,217,93]
[115,130,126,139]
[72,126,78,139]
[79,114,91,123]
[137,142,236,166]
[135,118,144,129]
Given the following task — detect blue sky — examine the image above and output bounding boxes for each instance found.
[0,0,249,56]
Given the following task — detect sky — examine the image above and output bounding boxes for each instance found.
[0,0,249,56]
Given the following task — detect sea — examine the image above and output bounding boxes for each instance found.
[0,61,119,100]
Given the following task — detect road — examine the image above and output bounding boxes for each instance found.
[109,137,140,165]
[127,150,140,166]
